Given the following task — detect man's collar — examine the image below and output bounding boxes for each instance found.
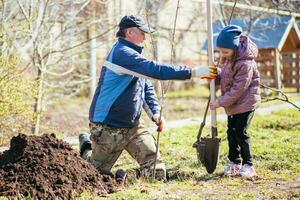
[118,38,144,53]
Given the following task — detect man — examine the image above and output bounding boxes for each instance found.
[79,15,217,181]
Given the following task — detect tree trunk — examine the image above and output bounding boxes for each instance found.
[32,67,44,135]
[89,0,97,98]
[89,30,97,98]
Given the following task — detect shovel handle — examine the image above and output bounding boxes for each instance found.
[207,0,218,138]
[196,97,210,142]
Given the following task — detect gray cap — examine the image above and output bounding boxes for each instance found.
[118,15,155,33]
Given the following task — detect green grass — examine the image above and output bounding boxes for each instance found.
[166,85,210,99]
[2,87,300,199]
[281,87,299,93]
[2,109,299,199]
[96,108,300,199]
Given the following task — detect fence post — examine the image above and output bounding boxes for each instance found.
[297,52,300,93]
[274,49,282,93]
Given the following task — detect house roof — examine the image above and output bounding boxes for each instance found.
[202,16,300,51]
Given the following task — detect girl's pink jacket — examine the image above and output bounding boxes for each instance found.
[218,35,261,115]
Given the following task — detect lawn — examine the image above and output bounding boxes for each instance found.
[82,108,300,200]
[1,86,299,200]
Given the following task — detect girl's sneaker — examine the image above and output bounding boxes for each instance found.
[224,162,241,176]
[237,164,257,178]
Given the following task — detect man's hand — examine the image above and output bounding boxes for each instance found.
[192,66,218,79]
[210,100,221,109]
[152,116,165,132]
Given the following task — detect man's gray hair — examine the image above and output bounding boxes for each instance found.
[116,28,127,38]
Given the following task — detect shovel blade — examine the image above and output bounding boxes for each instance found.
[195,137,221,174]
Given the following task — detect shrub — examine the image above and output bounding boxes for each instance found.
[0,54,36,145]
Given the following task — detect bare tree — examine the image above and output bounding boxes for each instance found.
[1,0,111,134]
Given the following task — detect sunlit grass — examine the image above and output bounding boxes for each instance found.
[3,108,299,199]
[165,85,210,99]
[96,108,300,199]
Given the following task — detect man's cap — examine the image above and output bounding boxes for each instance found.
[118,15,155,33]
[216,25,243,49]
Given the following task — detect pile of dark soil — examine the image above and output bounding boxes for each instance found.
[0,133,118,199]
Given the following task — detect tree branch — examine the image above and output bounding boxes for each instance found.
[41,25,117,60]
[17,0,30,22]
[260,84,300,111]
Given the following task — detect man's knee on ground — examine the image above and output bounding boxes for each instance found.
[140,162,166,181]
[138,151,160,167]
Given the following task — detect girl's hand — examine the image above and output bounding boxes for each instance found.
[210,101,221,109]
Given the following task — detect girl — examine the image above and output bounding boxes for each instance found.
[210,25,261,178]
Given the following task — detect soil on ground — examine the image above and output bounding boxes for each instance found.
[0,133,118,199]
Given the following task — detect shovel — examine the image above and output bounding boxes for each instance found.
[193,97,221,174]
[193,0,220,174]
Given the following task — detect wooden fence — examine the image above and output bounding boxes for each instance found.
[256,49,300,92]
[256,49,277,87]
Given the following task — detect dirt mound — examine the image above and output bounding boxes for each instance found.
[0,133,118,199]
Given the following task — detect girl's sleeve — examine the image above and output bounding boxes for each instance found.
[215,74,221,86]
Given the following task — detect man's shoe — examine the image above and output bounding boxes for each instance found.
[115,169,127,185]
[154,163,167,181]
[236,164,257,178]
[79,132,92,157]
[224,161,241,176]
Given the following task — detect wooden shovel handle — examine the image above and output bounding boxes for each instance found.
[207,0,218,138]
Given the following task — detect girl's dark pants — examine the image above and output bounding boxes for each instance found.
[227,110,255,166]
